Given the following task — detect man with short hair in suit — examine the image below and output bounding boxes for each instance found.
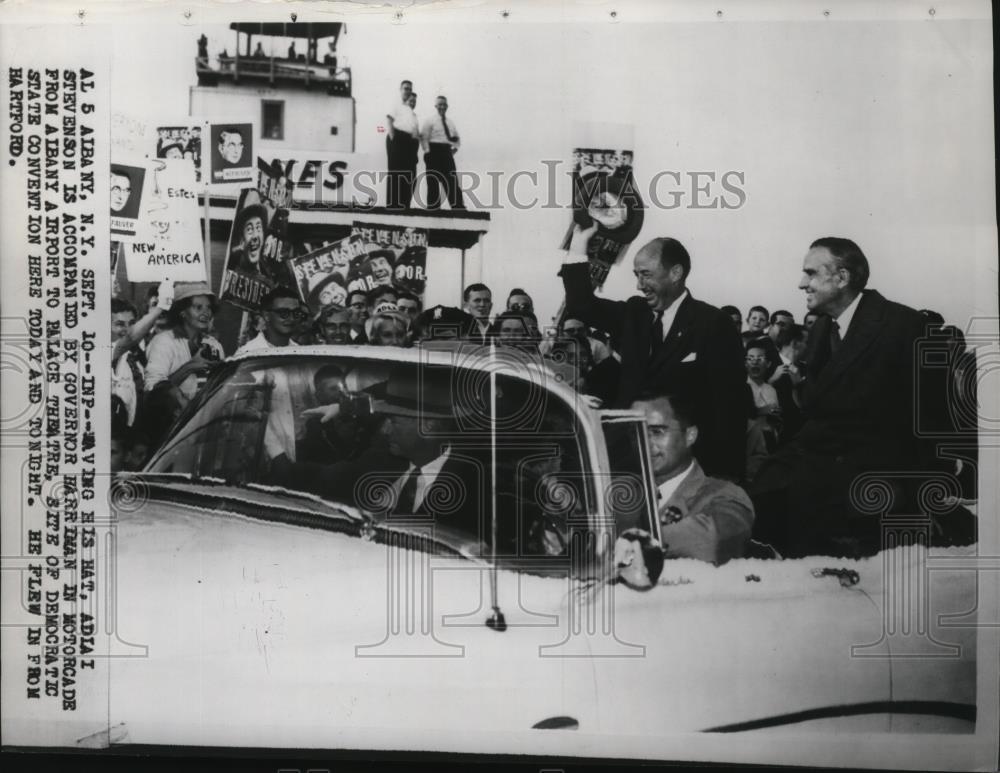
[269,364,489,547]
[559,224,746,480]
[751,237,948,557]
[629,393,754,565]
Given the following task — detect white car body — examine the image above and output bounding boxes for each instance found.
[18,346,981,761]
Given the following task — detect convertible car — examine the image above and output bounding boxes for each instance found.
[23,345,985,761]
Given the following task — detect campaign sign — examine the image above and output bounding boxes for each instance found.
[110,162,146,238]
[153,122,205,185]
[200,151,380,205]
[256,157,294,210]
[209,122,253,184]
[561,146,644,289]
[254,158,295,287]
[287,234,369,313]
[261,151,380,206]
[219,187,275,310]
[350,221,428,299]
[123,159,206,283]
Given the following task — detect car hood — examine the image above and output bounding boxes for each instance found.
[21,488,977,757]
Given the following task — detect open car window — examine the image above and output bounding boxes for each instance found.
[600,414,659,539]
[146,354,597,562]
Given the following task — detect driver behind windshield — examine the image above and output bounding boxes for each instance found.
[271,365,491,545]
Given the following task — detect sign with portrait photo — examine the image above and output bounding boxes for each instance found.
[219,160,296,310]
[110,162,146,238]
[287,234,368,314]
[254,157,294,285]
[219,187,275,310]
[152,121,205,185]
[208,121,253,184]
[561,142,644,289]
[349,221,428,299]
[256,157,294,210]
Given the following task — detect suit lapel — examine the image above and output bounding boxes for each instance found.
[649,294,695,368]
[419,454,472,516]
[658,461,705,520]
[804,314,834,381]
[810,291,885,397]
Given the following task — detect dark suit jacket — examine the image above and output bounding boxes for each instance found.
[582,357,622,406]
[785,290,938,469]
[561,261,747,479]
[320,447,491,549]
[406,450,490,540]
[753,290,947,552]
[770,368,804,442]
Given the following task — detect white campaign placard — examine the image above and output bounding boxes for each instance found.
[124,158,206,282]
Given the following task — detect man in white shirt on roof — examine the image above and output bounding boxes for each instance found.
[420,95,465,210]
[385,79,419,209]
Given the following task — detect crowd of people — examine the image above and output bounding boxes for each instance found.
[111,219,979,563]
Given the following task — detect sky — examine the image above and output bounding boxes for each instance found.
[107,11,995,330]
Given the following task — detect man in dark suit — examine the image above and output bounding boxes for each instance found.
[751,237,946,557]
[559,224,746,480]
[276,364,490,550]
[362,365,492,551]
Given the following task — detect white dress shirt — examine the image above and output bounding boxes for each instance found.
[834,291,863,338]
[234,332,312,461]
[656,460,695,506]
[420,114,460,151]
[653,289,689,341]
[111,352,141,427]
[397,447,451,513]
[387,101,418,137]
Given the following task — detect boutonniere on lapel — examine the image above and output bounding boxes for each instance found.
[660,504,686,525]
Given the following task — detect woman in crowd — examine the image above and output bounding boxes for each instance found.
[489,311,540,354]
[369,304,410,347]
[110,279,173,431]
[143,281,225,445]
[744,338,782,452]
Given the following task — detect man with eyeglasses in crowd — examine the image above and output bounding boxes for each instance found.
[235,286,306,354]
[506,288,534,314]
[345,289,371,343]
[233,286,315,462]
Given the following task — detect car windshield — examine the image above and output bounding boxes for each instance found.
[146,353,598,559]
